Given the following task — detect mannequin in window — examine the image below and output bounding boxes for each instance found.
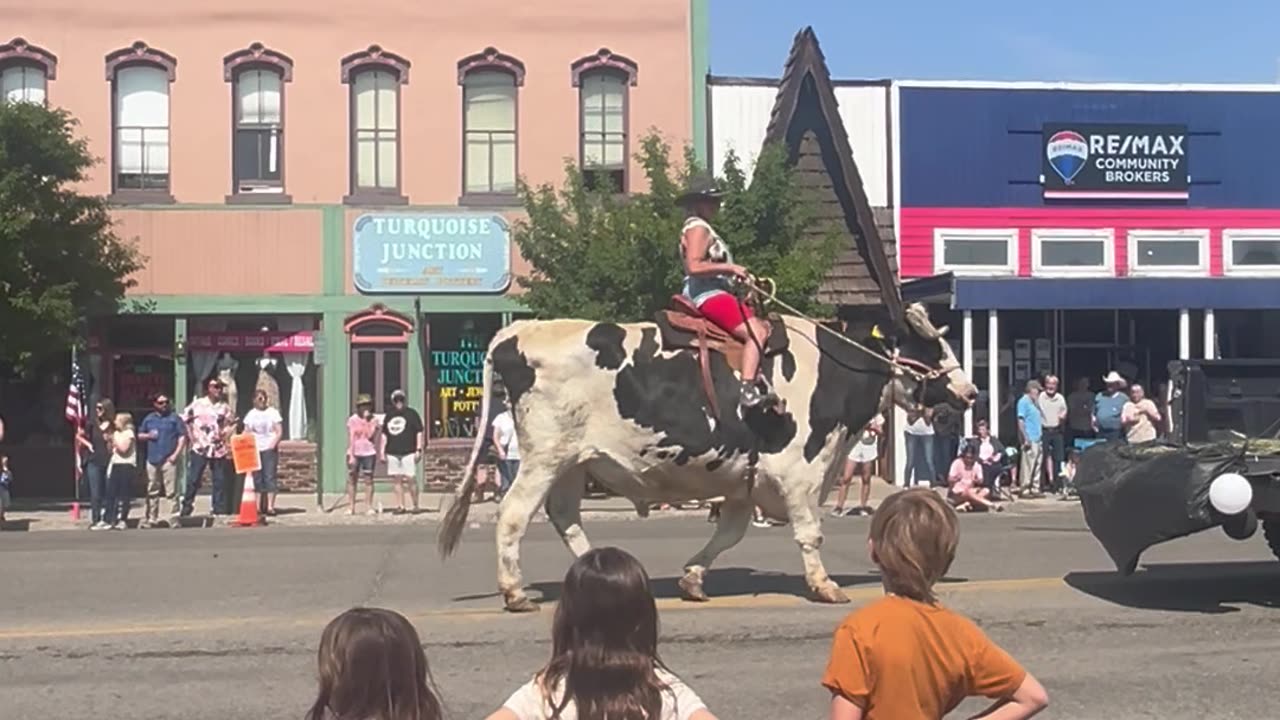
[255,352,281,413]
[216,353,240,414]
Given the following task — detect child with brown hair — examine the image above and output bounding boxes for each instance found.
[306,607,444,720]
[823,488,1048,720]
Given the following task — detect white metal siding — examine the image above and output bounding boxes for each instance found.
[708,84,775,178]
[834,86,889,207]
[707,82,890,207]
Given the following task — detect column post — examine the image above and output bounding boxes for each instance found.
[1178,308,1191,360]
[961,310,974,437]
[1204,309,1216,360]
[987,309,1000,438]
[173,317,188,497]
[320,311,350,501]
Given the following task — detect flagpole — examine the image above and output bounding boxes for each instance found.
[70,345,82,518]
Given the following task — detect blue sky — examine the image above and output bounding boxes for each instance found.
[710,0,1280,83]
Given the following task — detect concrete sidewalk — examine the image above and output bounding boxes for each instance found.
[0,477,1075,532]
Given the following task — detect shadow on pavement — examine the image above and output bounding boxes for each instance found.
[522,566,881,605]
[1064,561,1280,614]
[0,519,36,531]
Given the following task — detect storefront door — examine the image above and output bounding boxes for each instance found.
[351,346,407,415]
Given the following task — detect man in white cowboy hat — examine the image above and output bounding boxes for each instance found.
[1092,371,1128,442]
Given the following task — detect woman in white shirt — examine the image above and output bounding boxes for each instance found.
[486,547,718,720]
[242,390,284,515]
[106,412,137,530]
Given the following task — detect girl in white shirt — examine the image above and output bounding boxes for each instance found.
[106,413,137,530]
[487,547,718,720]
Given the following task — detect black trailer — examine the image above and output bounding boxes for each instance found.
[1077,359,1280,574]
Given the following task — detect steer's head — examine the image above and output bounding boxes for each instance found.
[875,303,977,412]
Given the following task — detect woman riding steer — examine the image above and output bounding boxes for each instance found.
[678,174,776,410]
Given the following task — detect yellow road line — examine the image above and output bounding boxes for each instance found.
[0,575,1071,641]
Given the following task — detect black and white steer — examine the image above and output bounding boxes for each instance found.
[439,303,977,612]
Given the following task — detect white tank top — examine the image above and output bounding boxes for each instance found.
[679,217,734,305]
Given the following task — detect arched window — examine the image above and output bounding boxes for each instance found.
[224,43,293,202]
[0,38,56,105]
[458,48,524,203]
[572,49,638,193]
[105,41,177,202]
[341,45,410,205]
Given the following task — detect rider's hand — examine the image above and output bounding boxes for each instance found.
[728,264,749,280]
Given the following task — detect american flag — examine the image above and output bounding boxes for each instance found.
[65,349,86,428]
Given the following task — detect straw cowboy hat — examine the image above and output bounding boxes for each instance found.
[1102,371,1127,386]
[355,393,374,406]
[677,173,726,206]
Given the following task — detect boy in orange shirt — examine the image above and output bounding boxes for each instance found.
[822,489,1048,720]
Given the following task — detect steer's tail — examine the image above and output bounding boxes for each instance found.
[438,338,498,558]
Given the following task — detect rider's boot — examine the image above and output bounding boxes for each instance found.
[739,377,781,411]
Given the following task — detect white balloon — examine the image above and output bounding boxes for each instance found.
[1209,473,1252,516]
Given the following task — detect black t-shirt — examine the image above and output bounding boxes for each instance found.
[88,421,111,469]
[382,407,424,457]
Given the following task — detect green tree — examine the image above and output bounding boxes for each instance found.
[511,132,840,323]
[0,101,143,372]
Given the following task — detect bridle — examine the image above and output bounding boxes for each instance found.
[740,277,960,403]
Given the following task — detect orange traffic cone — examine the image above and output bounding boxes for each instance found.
[234,471,264,527]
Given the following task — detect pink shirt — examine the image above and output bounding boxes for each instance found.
[948,458,982,492]
[346,414,380,457]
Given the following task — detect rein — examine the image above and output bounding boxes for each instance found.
[741,277,958,384]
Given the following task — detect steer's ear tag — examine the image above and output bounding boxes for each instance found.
[870,324,885,340]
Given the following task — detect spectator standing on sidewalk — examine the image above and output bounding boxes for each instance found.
[1093,372,1128,443]
[180,379,234,517]
[380,388,424,514]
[833,414,883,517]
[105,412,137,530]
[0,454,11,526]
[1016,380,1045,498]
[1122,383,1161,444]
[78,399,114,529]
[903,408,935,487]
[1037,375,1068,489]
[491,396,520,500]
[345,394,381,515]
[1066,376,1094,448]
[137,394,185,526]
[242,389,283,516]
[932,405,961,488]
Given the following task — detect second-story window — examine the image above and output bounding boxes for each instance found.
[234,70,283,191]
[572,49,638,194]
[0,38,56,105]
[2,64,45,104]
[463,72,517,196]
[224,43,293,201]
[341,45,411,204]
[458,48,524,203]
[106,42,177,201]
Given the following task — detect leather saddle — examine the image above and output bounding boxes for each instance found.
[654,295,790,418]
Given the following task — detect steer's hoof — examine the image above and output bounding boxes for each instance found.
[813,582,851,604]
[678,573,710,602]
[504,595,540,613]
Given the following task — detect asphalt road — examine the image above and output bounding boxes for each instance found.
[3,505,1280,719]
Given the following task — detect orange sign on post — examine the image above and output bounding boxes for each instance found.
[230,433,262,474]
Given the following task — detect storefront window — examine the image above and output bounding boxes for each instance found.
[934,229,1016,275]
[427,314,502,439]
[1032,229,1112,274]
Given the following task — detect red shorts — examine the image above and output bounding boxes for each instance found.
[698,292,753,333]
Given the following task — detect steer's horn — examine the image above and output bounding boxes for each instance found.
[904,304,941,340]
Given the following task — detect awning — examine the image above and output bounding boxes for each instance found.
[901,272,955,304]
[951,278,1280,310]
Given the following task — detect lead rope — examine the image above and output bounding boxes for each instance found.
[737,276,938,383]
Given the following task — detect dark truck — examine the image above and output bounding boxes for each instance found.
[1077,359,1280,574]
